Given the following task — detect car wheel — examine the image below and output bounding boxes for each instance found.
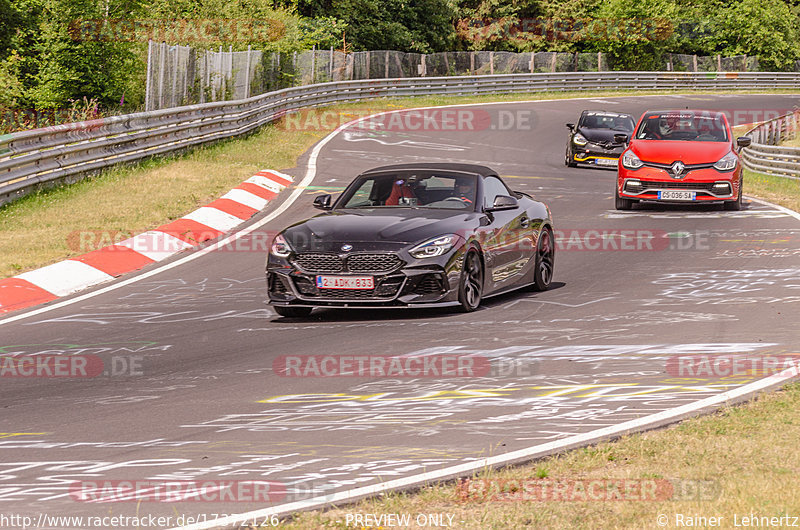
[565,147,577,167]
[457,249,483,312]
[273,306,313,318]
[532,227,555,291]
[723,178,743,211]
[615,188,633,210]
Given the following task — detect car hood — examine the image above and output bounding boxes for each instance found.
[282,208,480,252]
[579,127,630,145]
[630,140,732,164]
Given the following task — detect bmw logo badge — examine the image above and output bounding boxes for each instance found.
[341,244,353,252]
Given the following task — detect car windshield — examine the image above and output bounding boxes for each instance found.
[635,111,729,142]
[338,172,478,210]
[580,112,635,132]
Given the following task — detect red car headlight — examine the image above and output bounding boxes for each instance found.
[713,152,737,171]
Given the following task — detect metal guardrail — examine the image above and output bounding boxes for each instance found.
[3,71,800,206]
[741,109,800,179]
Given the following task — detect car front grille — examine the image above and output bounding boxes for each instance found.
[294,276,405,300]
[268,274,290,294]
[625,180,718,193]
[291,253,344,273]
[347,254,403,273]
[291,253,403,273]
[413,275,445,295]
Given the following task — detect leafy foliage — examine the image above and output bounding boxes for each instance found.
[0,0,799,123]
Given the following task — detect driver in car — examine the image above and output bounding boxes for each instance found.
[454,179,475,204]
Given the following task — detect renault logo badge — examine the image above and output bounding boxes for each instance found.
[671,161,685,178]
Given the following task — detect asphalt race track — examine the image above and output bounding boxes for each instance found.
[1,93,800,529]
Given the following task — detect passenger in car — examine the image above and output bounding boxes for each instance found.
[385,179,418,205]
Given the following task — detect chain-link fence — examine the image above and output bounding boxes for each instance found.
[145,41,796,110]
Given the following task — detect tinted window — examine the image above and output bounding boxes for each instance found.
[635,111,729,142]
[339,172,478,210]
[482,176,511,209]
[580,112,635,132]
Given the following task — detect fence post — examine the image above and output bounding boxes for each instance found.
[717,54,722,71]
[471,51,476,74]
[311,45,316,84]
[597,51,602,72]
[145,40,153,111]
[692,55,698,72]
[158,42,166,109]
[330,46,334,80]
[171,46,178,108]
[420,54,425,77]
[245,45,252,99]
[530,52,535,73]
[743,55,747,71]
[366,50,370,79]
[490,51,494,75]
[385,51,389,78]
[184,46,193,104]
[550,53,556,73]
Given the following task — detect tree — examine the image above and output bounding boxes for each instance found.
[592,0,685,70]
[329,0,457,53]
[708,0,800,70]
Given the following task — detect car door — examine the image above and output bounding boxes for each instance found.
[480,176,533,290]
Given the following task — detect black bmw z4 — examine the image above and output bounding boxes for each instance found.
[266,163,555,318]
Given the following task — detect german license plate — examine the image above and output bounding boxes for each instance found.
[658,190,696,201]
[316,275,374,289]
[595,158,617,166]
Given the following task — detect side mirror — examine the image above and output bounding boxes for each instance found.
[486,195,518,212]
[614,133,629,144]
[313,194,332,210]
[566,123,575,130]
[736,136,752,148]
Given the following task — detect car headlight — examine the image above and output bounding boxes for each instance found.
[621,150,644,170]
[573,133,588,146]
[409,234,458,258]
[270,233,293,258]
[713,152,738,171]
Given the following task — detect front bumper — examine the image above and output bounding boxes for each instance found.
[617,166,739,202]
[266,251,463,308]
[572,145,624,167]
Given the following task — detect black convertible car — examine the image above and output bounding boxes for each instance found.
[565,110,636,168]
[266,163,555,317]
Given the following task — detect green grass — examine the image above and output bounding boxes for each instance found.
[744,168,800,212]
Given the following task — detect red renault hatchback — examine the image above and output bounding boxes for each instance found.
[615,110,751,210]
